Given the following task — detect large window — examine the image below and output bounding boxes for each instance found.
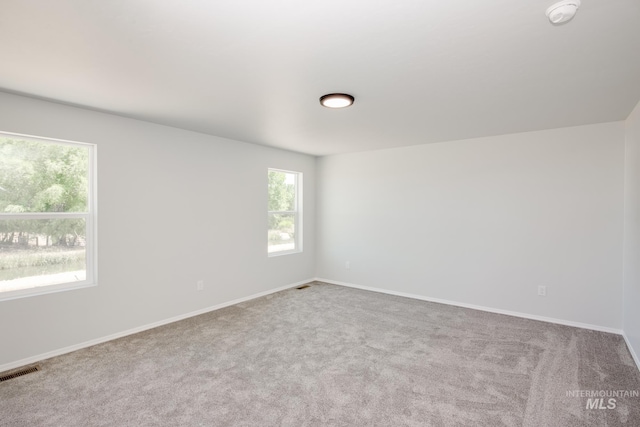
[0,132,96,300]
[268,169,302,255]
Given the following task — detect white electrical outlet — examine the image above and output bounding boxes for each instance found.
[538,285,547,297]
[345,261,351,270]
[197,280,204,291]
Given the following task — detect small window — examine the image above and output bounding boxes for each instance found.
[0,132,96,300]
[268,169,302,256]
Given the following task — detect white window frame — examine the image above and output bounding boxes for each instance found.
[0,131,97,301]
[268,168,302,257]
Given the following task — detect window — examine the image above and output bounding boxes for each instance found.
[0,132,96,300]
[268,169,302,255]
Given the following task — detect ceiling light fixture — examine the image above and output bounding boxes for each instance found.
[545,0,581,25]
[320,93,354,109]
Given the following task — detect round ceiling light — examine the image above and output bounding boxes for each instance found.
[545,0,581,25]
[319,93,354,109]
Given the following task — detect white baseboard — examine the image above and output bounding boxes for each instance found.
[5,277,636,374]
[315,278,623,335]
[622,332,640,372]
[0,278,314,373]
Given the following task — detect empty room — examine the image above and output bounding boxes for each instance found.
[1,1,639,426]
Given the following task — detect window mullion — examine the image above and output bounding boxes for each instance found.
[0,212,89,220]
[268,210,296,215]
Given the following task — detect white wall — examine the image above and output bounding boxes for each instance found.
[317,122,625,329]
[0,91,316,368]
[624,100,640,363]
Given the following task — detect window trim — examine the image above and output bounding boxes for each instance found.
[268,168,302,257]
[0,131,97,301]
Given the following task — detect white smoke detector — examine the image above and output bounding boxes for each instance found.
[546,0,581,25]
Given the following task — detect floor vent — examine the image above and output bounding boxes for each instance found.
[296,285,311,290]
[0,365,41,383]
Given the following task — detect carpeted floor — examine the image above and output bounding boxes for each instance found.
[1,282,639,426]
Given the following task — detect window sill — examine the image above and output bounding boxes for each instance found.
[0,281,96,302]
[268,248,302,257]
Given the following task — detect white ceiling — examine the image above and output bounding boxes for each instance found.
[1,1,639,156]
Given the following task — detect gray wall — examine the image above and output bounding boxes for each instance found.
[317,122,625,330]
[0,91,316,367]
[624,100,640,364]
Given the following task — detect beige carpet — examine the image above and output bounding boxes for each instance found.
[1,282,639,426]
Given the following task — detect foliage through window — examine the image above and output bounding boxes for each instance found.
[268,169,301,255]
[0,132,96,299]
